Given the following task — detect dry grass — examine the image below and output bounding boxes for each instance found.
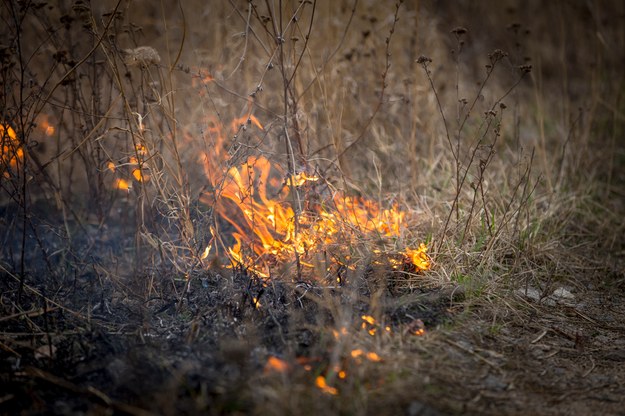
[1,0,624,414]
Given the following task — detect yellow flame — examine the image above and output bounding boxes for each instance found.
[115,178,130,191]
[405,243,430,271]
[288,171,319,187]
[361,315,376,325]
[200,245,211,260]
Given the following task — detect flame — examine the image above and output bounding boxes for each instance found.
[231,114,264,132]
[115,178,130,191]
[1,124,23,178]
[195,109,430,280]
[404,243,430,271]
[200,245,211,260]
[201,154,430,279]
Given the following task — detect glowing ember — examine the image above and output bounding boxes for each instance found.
[350,349,364,358]
[332,327,349,339]
[315,375,338,395]
[366,352,381,362]
[361,315,379,336]
[405,318,426,336]
[264,356,289,374]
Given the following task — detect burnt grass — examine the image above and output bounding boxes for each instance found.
[0,201,459,415]
[2,200,625,416]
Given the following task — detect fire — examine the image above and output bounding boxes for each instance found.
[108,145,150,191]
[200,245,211,260]
[115,178,130,191]
[231,113,264,132]
[1,124,23,178]
[404,243,430,271]
[192,101,429,280]
[201,153,430,279]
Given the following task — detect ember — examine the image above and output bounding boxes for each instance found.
[315,375,338,395]
[264,356,290,374]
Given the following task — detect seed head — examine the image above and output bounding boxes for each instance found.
[123,46,161,67]
[416,55,432,65]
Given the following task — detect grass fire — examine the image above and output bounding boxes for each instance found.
[1,1,624,415]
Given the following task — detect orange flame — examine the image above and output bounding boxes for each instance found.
[197,111,430,280]
[115,178,130,191]
[1,124,23,178]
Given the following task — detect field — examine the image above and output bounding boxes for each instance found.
[1,1,624,414]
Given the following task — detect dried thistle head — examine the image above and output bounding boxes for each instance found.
[122,46,161,67]
[416,55,432,65]
[489,49,507,64]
